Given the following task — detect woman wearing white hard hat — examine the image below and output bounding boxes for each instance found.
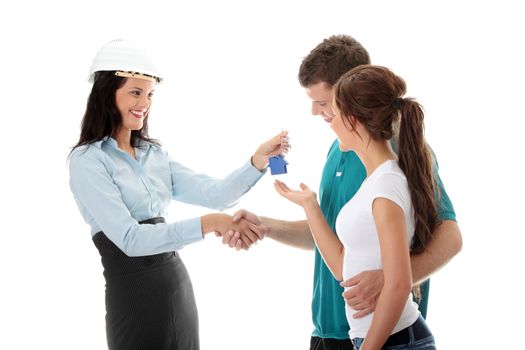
[69,39,289,350]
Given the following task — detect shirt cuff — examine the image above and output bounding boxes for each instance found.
[243,159,266,184]
[175,217,204,246]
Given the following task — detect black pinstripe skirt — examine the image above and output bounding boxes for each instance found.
[93,218,199,350]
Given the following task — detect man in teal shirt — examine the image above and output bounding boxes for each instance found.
[228,35,462,350]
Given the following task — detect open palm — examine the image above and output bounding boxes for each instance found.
[274,180,317,207]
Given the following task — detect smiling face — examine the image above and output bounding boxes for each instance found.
[305,82,335,123]
[115,77,155,134]
[305,81,356,151]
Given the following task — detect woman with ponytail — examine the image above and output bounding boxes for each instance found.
[275,65,437,349]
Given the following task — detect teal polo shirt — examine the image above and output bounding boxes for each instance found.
[312,140,457,339]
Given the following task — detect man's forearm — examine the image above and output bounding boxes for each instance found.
[410,220,462,284]
[260,217,314,250]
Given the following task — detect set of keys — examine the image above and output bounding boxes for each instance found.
[269,131,290,175]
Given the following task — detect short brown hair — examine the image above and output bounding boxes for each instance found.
[298,35,370,87]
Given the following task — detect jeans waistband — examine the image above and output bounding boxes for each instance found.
[383,315,432,347]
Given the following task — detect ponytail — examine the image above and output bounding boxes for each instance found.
[397,99,438,254]
[334,65,439,253]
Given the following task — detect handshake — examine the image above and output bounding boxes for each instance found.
[210,209,265,250]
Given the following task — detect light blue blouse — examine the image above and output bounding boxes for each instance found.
[69,137,265,257]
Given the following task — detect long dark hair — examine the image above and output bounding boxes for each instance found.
[71,71,159,154]
[334,65,438,254]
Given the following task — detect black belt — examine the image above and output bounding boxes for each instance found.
[383,315,432,347]
[92,217,178,274]
[138,217,166,225]
[94,217,166,237]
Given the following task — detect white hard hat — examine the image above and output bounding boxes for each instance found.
[87,39,162,83]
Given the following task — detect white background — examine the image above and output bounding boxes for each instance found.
[1,1,524,349]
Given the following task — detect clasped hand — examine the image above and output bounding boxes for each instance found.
[212,212,266,250]
[215,210,266,250]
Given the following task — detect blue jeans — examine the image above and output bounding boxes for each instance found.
[352,336,435,349]
[351,316,436,349]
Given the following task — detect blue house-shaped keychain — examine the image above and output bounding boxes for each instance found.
[269,155,288,175]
